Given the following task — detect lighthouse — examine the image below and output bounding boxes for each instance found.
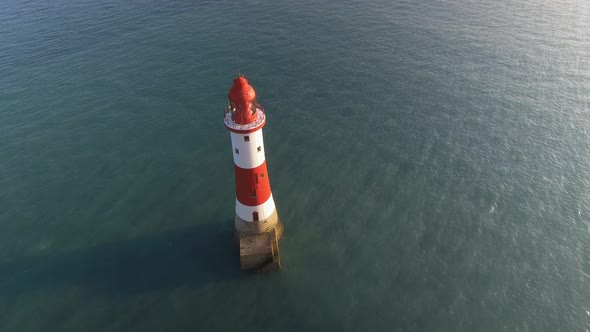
[224,75,283,271]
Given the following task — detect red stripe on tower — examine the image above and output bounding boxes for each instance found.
[234,162,272,207]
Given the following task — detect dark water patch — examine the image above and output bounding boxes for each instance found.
[0,222,240,296]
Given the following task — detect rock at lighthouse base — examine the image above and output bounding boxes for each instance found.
[236,219,283,271]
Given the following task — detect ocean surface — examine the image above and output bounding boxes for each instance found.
[1,0,589,330]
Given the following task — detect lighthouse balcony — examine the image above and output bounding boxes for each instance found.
[224,108,266,133]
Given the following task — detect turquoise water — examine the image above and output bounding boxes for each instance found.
[1,0,589,330]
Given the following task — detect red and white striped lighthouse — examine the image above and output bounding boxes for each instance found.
[224,75,283,271]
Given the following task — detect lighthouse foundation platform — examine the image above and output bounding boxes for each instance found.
[234,211,283,271]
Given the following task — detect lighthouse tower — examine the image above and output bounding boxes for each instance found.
[224,75,283,271]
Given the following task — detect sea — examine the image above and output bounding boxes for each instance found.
[1,0,589,331]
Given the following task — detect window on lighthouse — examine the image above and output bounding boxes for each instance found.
[252,212,259,221]
[244,136,249,142]
[257,146,261,152]
[235,148,239,154]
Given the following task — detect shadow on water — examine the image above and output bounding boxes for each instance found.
[0,221,241,296]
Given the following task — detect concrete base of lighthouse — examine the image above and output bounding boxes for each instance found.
[234,210,283,271]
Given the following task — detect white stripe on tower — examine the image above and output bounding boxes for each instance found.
[235,195,276,221]
[229,130,266,169]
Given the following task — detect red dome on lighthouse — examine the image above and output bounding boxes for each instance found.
[228,76,258,124]
[228,76,256,102]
